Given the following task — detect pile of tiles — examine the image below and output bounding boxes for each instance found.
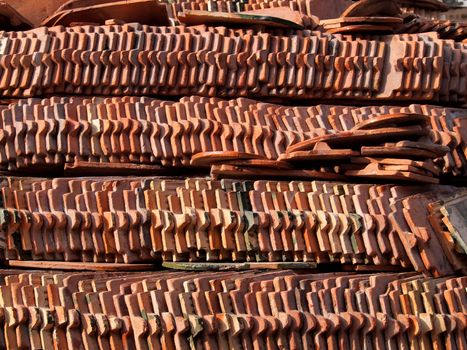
[321,17,403,35]
[0,269,465,349]
[320,0,404,35]
[301,103,467,178]
[1,176,466,276]
[320,0,466,40]
[38,0,350,28]
[0,0,465,349]
[278,113,448,184]
[0,24,465,105]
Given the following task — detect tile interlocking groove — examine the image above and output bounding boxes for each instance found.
[0,0,465,349]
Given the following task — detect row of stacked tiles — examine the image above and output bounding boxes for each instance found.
[0,96,464,176]
[0,95,315,171]
[0,270,465,349]
[0,25,465,103]
[0,176,464,276]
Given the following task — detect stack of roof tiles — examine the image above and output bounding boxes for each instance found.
[0,270,466,349]
[0,0,465,349]
[1,176,466,276]
[1,96,465,180]
[0,25,466,104]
